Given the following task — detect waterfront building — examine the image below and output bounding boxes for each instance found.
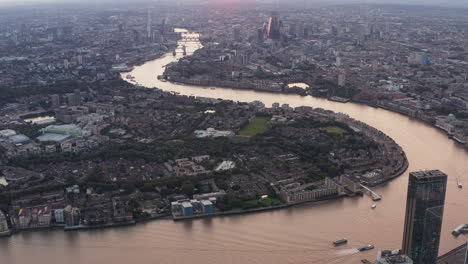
[402,170,447,264]
[201,200,214,214]
[172,199,216,218]
[0,210,9,234]
[280,178,345,203]
[64,205,81,226]
[37,207,52,227]
[18,208,31,229]
[54,209,65,224]
[437,242,468,264]
[181,202,193,217]
[376,249,413,264]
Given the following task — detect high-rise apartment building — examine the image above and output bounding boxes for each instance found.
[402,170,447,264]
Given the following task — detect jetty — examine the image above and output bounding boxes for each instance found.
[360,184,382,201]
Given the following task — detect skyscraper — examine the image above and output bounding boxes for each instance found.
[232,24,241,41]
[266,11,281,40]
[67,89,81,107]
[147,10,152,40]
[338,73,346,87]
[437,242,468,264]
[402,170,447,264]
[50,94,60,108]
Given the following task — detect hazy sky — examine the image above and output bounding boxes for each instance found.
[0,0,467,8]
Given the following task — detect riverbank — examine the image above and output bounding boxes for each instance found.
[173,194,348,221]
[162,76,308,96]
[367,101,467,149]
[64,221,136,231]
[165,72,467,150]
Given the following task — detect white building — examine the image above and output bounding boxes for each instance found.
[0,210,10,235]
[54,209,65,224]
[338,74,346,87]
[194,128,234,138]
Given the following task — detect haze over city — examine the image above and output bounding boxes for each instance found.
[0,0,468,7]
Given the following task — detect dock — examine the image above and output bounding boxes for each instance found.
[456,177,463,188]
[360,184,382,201]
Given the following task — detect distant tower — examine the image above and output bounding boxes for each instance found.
[336,57,342,67]
[232,24,241,41]
[266,11,281,40]
[50,94,60,108]
[338,73,346,87]
[289,22,297,36]
[147,10,152,40]
[402,170,447,264]
[68,89,81,107]
[372,60,379,72]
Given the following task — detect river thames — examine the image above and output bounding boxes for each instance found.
[0,30,466,264]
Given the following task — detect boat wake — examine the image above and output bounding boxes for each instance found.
[335,248,360,256]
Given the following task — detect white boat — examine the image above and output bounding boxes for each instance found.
[371,204,376,209]
[457,177,462,188]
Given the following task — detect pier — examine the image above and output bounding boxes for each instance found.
[360,184,382,201]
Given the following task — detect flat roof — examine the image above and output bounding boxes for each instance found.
[9,134,30,143]
[37,133,71,142]
[181,202,193,208]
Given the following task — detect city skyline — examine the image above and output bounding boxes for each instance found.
[1,0,468,8]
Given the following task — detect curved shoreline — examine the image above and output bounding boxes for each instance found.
[161,76,467,150]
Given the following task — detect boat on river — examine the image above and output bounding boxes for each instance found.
[358,245,374,251]
[328,96,350,103]
[333,239,348,246]
[371,204,377,209]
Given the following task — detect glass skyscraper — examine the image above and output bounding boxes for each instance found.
[402,170,447,264]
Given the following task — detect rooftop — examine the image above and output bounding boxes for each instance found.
[410,170,447,179]
[37,133,71,143]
